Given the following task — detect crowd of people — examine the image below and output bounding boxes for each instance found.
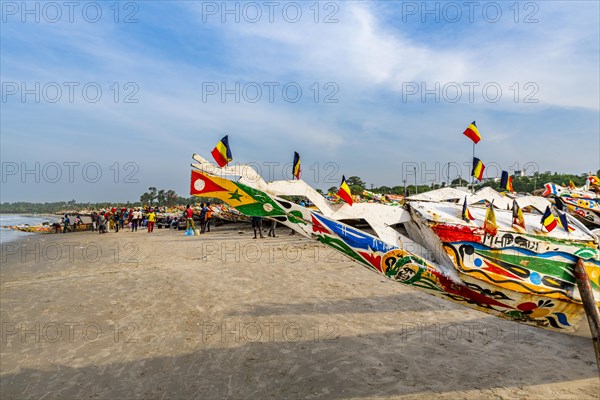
[55,198,311,237]
[55,204,217,236]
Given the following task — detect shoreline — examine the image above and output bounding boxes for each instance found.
[1,227,598,398]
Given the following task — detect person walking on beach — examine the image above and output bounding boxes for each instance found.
[113,212,120,233]
[91,211,98,232]
[98,212,107,234]
[74,214,83,231]
[132,208,139,232]
[130,208,135,230]
[63,214,70,233]
[185,204,195,231]
[268,219,277,237]
[205,203,213,232]
[252,216,264,239]
[147,209,156,233]
[199,203,207,233]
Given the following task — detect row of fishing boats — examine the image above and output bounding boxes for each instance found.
[190,154,600,337]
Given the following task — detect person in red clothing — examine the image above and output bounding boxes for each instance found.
[185,205,195,230]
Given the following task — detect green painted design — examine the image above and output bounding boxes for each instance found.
[476,249,574,281]
[523,232,596,253]
[287,210,307,225]
[574,248,598,260]
[386,257,442,292]
[228,188,244,201]
[386,256,423,280]
[316,235,372,268]
[231,182,287,217]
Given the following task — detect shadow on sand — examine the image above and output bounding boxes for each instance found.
[2,294,598,399]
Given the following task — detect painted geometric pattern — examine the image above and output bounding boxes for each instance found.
[443,241,600,303]
[191,170,589,331]
[305,213,586,331]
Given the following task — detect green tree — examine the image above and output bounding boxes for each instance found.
[157,189,166,205]
[451,178,469,186]
[140,192,151,206]
[346,176,365,193]
[165,190,178,206]
[147,187,158,206]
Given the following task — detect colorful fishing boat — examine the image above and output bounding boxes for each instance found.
[543,178,600,228]
[190,155,600,335]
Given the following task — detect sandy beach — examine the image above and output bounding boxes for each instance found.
[1,225,598,399]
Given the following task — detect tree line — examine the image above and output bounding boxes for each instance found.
[2,170,598,214]
[328,170,600,196]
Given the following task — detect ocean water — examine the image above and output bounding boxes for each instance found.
[0,214,59,244]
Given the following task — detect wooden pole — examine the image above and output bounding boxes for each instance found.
[574,258,600,375]
[471,142,475,193]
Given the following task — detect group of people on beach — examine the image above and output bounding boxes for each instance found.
[53,214,84,233]
[55,198,310,237]
[184,203,214,234]
[55,204,216,236]
[88,208,158,234]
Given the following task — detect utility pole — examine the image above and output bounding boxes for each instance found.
[413,166,418,195]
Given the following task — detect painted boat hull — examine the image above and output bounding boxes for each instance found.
[190,167,600,334]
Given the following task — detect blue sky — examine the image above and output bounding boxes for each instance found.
[1,1,599,202]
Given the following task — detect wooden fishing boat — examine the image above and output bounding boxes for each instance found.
[1,222,92,233]
[190,156,600,335]
[543,182,600,228]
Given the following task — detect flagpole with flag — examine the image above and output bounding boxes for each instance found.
[471,141,475,193]
[292,151,301,180]
[337,175,353,206]
[463,121,481,193]
[211,135,233,168]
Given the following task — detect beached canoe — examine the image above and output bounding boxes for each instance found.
[190,158,599,334]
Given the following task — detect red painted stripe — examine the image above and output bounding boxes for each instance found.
[482,260,521,280]
[432,224,482,243]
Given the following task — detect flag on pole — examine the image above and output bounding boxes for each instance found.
[500,171,514,192]
[568,180,575,190]
[541,206,558,232]
[461,197,475,222]
[292,151,301,180]
[463,121,482,144]
[211,135,233,167]
[337,176,353,206]
[512,200,525,229]
[472,158,485,181]
[556,210,575,233]
[483,201,498,236]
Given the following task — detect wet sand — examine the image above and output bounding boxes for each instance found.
[1,225,598,399]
